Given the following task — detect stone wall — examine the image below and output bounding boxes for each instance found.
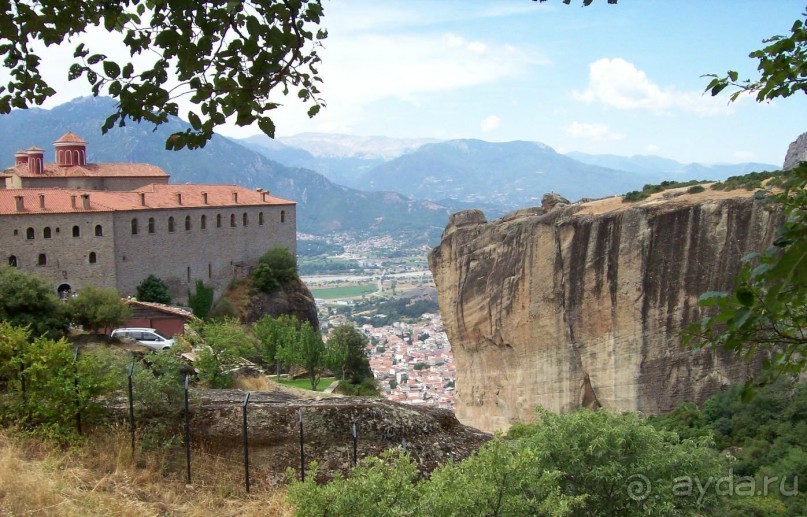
[429,190,780,433]
[0,211,117,292]
[112,203,296,303]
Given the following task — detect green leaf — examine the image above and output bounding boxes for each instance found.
[102,61,120,79]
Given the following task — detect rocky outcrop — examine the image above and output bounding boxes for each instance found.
[783,132,807,170]
[180,389,490,480]
[429,189,781,433]
[244,278,319,328]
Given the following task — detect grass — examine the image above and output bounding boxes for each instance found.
[278,376,336,391]
[0,426,293,516]
[310,284,377,300]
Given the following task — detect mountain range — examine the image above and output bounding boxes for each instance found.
[1,97,780,241]
[242,134,778,209]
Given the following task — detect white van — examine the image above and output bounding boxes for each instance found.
[111,328,175,351]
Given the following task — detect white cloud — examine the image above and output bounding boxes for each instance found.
[481,115,501,132]
[574,58,733,116]
[564,121,623,142]
[733,150,756,161]
[644,144,661,154]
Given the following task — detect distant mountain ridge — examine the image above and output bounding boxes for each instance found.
[358,139,660,208]
[244,133,778,210]
[567,152,777,179]
[0,97,454,241]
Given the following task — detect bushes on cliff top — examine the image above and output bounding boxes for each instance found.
[252,246,298,294]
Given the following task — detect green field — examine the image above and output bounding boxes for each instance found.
[310,284,377,300]
[278,377,335,392]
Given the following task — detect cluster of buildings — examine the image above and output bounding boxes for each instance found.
[325,311,455,411]
[0,132,296,303]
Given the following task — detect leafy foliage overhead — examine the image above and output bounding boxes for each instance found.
[705,13,807,102]
[0,0,326,150]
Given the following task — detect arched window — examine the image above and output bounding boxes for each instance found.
[95,224,103,237]
[258,212,264,225]
[26,227,35,239]
[281,210,286,223]
[72,225,80,237]
[200,214,207,230]
[168,217,175,233]
[88,252,97,264]
[242,213,248,226]
[43,227,52,239]
[148,218,155,234]
[131,218,138,235]
[216,214,222,228]
[8,255,17,267]
[230,214,236,227]
[37,253,47,266]
[185,215,191,231]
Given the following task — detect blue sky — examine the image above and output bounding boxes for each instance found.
[12,0,807,165]
[254,0,806,165]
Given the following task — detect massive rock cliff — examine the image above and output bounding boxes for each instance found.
[429,189,781,433]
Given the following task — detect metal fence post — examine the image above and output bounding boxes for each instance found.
[242,392,251,494]
[127,361,135,457]
[299,408,305,482]
[73,346,82,435]
[184,374,191,485]
[352,422,358,467]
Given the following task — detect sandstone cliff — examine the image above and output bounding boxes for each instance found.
[783,132,807,170]
[429,188,780,433]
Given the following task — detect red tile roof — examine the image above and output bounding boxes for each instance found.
[0,185,294,215]
[54,131,88,144]
[5,162,169,178]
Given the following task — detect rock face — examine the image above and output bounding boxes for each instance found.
[783,132,807,170]
[429,189,781,433]
[187,389,491,480]
[242,277,319,329]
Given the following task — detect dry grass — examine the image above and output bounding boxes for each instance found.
[0,425,294,516]
[232,375,277,392]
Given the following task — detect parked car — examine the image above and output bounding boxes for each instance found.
[111,328,175,351]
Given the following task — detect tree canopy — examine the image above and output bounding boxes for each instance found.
[66,286,131,334]
[136,275,172,304]
[0,266,67,339]
[0,0,326,150]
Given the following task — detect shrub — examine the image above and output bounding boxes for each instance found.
[288,409,729,516]
[187,280,214,319]
[623,190,649,202]
[0,266,68,339]
[687,185,706,194]
[252,246,297,293]
[66,286,131,333]
[136,275,171,304]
